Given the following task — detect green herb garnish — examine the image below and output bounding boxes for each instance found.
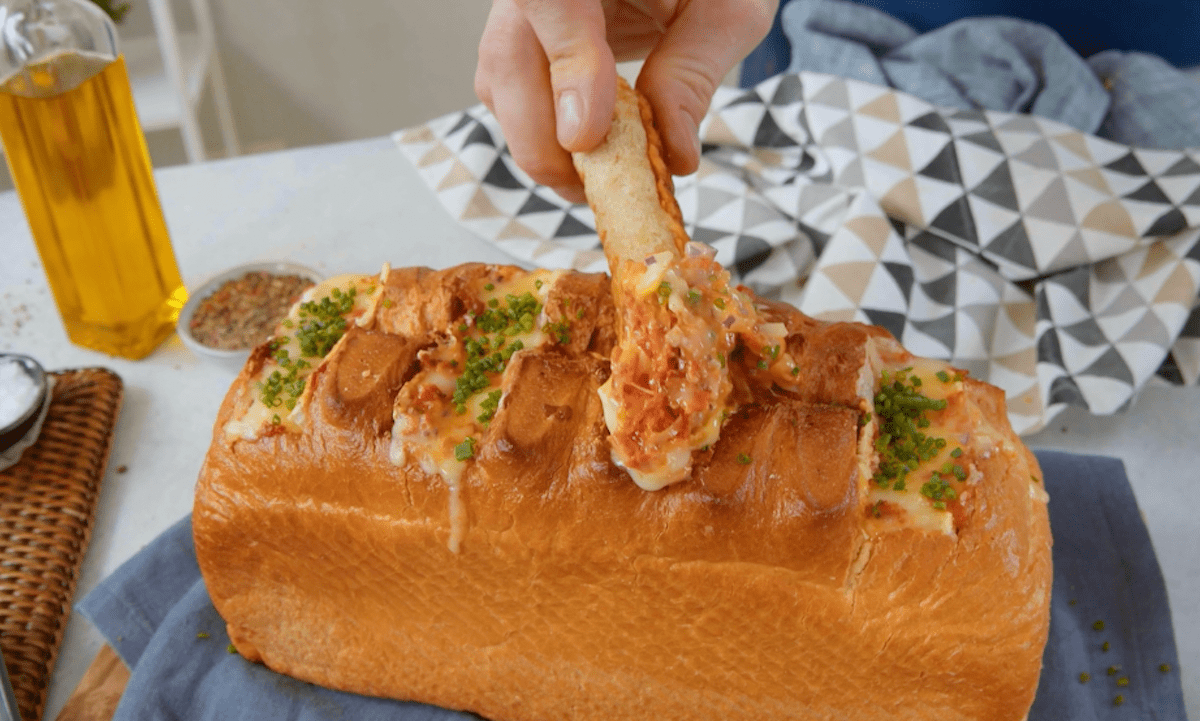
[454,436,477,461]
[294,285,356,357]
[657,281,672,304]
[477,389,503,425]
[872,367,952,502]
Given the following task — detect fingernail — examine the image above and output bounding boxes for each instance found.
[668,110,701,175]
[557,90,583,147]
[683,111,701,164]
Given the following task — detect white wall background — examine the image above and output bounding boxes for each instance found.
[0,0,494,189]
[0,0,735,192]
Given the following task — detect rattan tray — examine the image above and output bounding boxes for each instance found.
[0,368,123,721]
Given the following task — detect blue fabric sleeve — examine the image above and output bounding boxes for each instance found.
[777,0,1200,149]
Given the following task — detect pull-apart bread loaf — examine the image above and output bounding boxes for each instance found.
[194,80,1052,720]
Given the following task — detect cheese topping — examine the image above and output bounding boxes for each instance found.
[864,358,977,535]
[388,269,565,552]
[224,271,382,440]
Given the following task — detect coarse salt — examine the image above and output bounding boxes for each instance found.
[0,360,40,428]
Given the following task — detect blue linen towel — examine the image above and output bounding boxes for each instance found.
[779,0,1200,149]
[77,451,1186,720]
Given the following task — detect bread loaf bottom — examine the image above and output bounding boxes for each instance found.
[193,263,1051,721]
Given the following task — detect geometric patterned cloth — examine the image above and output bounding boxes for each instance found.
[394,71,1200,436]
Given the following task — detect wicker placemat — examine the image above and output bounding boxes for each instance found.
[0,368,123,721]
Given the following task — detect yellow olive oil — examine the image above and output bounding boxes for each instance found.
[0,53,186,359]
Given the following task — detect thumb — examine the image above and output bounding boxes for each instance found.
[515,0,618,153]
[638,0,775,175]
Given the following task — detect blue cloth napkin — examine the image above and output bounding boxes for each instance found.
[779,0,1200,150]
[77,451,1186,720]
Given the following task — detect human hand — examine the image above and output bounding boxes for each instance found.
[475,0,777,202]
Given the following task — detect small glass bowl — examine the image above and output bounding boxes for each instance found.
[177,261,322,374]
[0,354,49,461]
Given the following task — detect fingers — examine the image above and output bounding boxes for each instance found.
[476,0,587,201]
[637,0,777,175]
[516,0,619,153]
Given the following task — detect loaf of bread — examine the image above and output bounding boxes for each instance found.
[193,81,1052,721]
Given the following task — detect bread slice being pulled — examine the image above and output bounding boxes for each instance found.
[193,80,1052,721]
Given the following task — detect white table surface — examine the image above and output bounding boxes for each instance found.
[0,136,1195,719]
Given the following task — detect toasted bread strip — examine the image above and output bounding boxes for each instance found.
[573,79,803,489]
[572,79,687,280]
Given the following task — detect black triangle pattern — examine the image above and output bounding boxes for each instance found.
[1145,208,1188,237]
[1162,156,1200,177]
[753,110,798,148]
[920,273,957,306]
[983,220,1035,269]
[1105,153,1148,176]
[1036,326,1065,368]
[1062,317,1107,346]
[907,112,952,134]
[446,112,474,137]
[882,261,914,302]
[1182,184,1200,206]
[1079,346,1135,384]
[1155,353,1185,384]
[912,314,956,350]
[930,196,978,246]
[969,161,1020,212]
[958,131,1004,154]
[1183,305,1200,337]
[729,89,764,106]
[771,74,805,105]
[1123,180,1172,205]
[910,230,960,262]
[798,220,832,255]
[862,308,907,340]
[1045,268,1091,312]
[733,236,773,277]
[483,158,526,190]
[517,193,561,215]
[1185,235,1200,262]
[463,122,495,148]
[692,226,732,247]
[554,213,595,238]
[918,143,962,185]
[1047,373,1085,405]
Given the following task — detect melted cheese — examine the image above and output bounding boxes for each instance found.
[387,269,565,552]
[224,271,383,440]
[865,358,971,536]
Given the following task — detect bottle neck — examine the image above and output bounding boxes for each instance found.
[0,0,118,93]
